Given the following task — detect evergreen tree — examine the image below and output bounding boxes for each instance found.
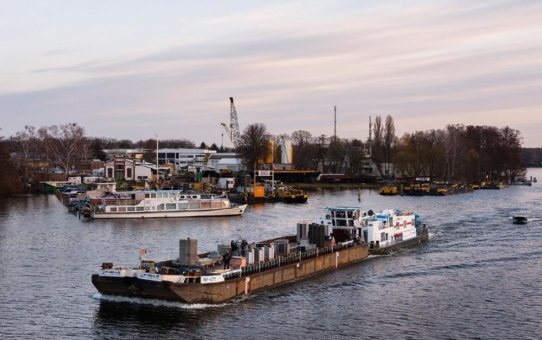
[0,137,22,195]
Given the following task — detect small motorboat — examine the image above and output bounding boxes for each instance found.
[512,216,528,224]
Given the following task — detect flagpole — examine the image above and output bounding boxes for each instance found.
[139,248,147,269]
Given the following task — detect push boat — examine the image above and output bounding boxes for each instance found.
[275,185,308,203]
[89,189,247,219]
[92,207,428,304]
[318,207,428,255]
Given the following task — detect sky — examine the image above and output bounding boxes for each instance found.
[1,0,541,147]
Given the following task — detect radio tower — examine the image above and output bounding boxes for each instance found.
[368,116,372,172]
[334,105,337,140]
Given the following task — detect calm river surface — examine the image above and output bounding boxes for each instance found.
[1,169,541,340]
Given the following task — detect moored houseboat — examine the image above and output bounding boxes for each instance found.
[90,189,247,219]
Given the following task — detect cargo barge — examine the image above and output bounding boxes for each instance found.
[92,207,428,304]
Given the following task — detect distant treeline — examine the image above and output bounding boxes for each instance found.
[0,119,539,195]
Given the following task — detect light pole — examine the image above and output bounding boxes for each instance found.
[271,139,274,191]
[155,134,159,181]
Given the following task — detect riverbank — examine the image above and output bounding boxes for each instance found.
[288,182,382,190]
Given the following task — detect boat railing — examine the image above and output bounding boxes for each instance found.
[226,240,360,281]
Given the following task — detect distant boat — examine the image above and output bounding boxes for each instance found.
[512,216,528,224]
[275,185,308,203]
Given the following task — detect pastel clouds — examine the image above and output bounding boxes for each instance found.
[0,0,541,146]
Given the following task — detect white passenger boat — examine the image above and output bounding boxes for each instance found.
[90,190,247,219]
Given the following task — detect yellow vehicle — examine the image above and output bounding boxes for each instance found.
[380,185,398,195]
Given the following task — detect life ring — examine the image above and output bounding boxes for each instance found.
[352,213,357,219]
[325,215,330,219]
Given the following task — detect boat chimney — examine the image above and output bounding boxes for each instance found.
[179,238,198,266]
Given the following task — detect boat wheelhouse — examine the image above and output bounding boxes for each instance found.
[318,206,428,255]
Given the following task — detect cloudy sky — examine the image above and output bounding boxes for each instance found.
[1,0,541,147]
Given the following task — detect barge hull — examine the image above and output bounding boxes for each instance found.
[92,243,369,304]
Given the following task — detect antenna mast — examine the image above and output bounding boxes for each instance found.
[368,116,372,172]
[334,105,337,140]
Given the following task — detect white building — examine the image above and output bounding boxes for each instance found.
[208,153,241,173]
[158,148,217,172]
[103,156,168,181]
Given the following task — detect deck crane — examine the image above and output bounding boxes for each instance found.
[221,97,241,149]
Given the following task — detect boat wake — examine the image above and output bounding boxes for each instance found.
[92,293,226,309]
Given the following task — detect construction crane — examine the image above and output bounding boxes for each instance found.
[220,97,241,149]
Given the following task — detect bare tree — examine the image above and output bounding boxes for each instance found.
[313,135,329,173]
[441,124,467,181]
[291,130,314,170]
[345,139,365,174]
[383,115,396,177]
[371,116,384,177]
[237,123,271,171]
[10,125,39,184]
[327,138,345,173]
[38,123,86,174]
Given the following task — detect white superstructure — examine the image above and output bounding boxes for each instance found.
[91,190,247,219]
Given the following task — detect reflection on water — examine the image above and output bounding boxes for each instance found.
[1,169,542,339]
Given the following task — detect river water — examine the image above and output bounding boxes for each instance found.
[1,169,541,340]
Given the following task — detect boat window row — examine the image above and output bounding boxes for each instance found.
[144,192,206,199]
[110,206,147,212]
[108,201,226,212]
[158,153,195,159]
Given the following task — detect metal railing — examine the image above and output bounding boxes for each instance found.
[219,240,361,281]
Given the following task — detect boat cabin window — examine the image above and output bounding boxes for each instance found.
[137,207,144,211]
[178,203,188,209]
[166,203,176,210]
[189,203,200,209]
[381,232,388,241]
[110,207,117,212]
[127,207,135,212]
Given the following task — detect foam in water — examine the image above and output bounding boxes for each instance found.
[92,292,227,309]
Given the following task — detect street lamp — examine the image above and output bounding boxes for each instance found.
[155,134,159,179]
[271,139,274,190]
